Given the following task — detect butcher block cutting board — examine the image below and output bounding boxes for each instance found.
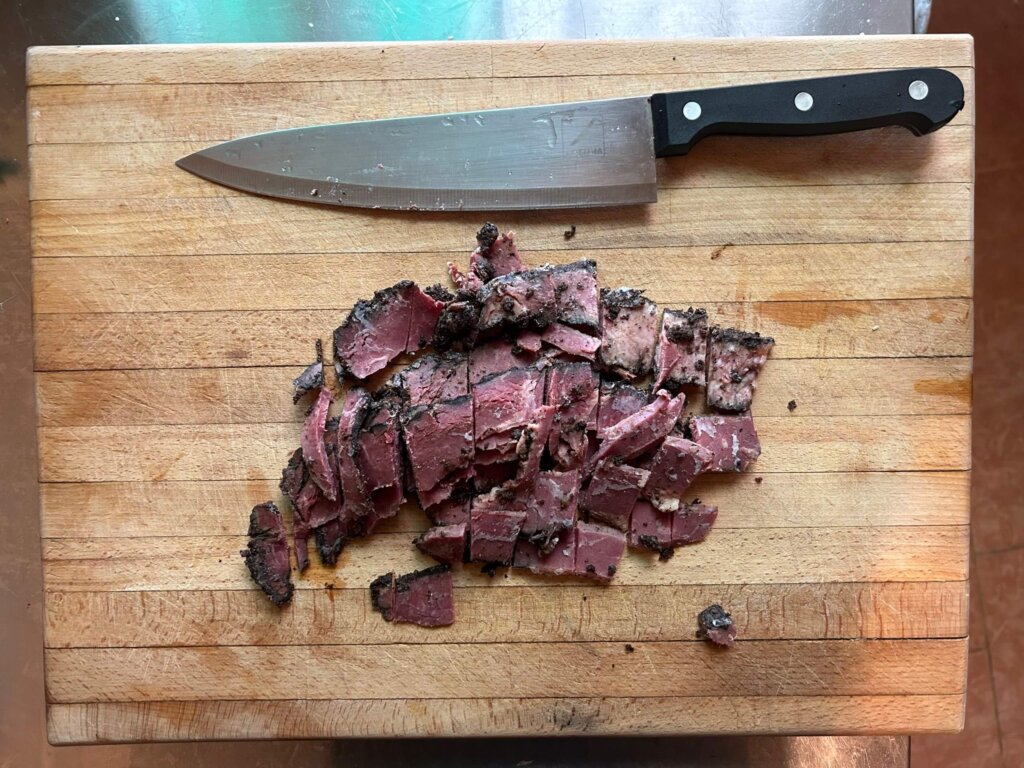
[28,36,973,743]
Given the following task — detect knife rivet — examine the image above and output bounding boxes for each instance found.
[794,92,814,112]
[909,80,929,100]
[682,101,702,120]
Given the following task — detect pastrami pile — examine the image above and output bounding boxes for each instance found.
[241,223,773,628]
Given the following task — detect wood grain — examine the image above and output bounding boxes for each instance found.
[29,37,974,741]
[41,526,969,593]
[30,183,972,258]
[33,299,973,371]
[44,581,968,648]
[32,241,973,311]
[39,471,970,539]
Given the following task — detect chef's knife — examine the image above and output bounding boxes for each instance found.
[177,68,964,211]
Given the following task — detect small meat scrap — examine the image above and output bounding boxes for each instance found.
[514,525,576,576]
[469,508,527,565]
[654,308,708,391]
[541,323,601,360]
[469,338,538,384]
[583,461,650,532]
[688,412,761,472]
[414,522,467,565]
[478,266,557,334]
[370,565,455,627]
[334,281,442,379]
[240,502,294,606]
[697,603,737,647]
[402,395,474,508]
[523,470,579,552]
[300,387,337,501]
[447,261,484,294]
[672,501,718,545]
[470,223,523,281]
[516,330,544,353]
[588,389,685,472]
[597,380,649,438]
[355,398,406,531]
[291,339,324,403]
[546,362,599,470]
[280,444,342,571]
[705,327,774,412]
[574,520,627,582]
[337,389,374,521]
[598,287,658,379]
[628,499,673,554]
[434,298,482,352]
[511,405,556,489]
[644,436,713,512]
[550,260,600,331]
[394,351,469,407]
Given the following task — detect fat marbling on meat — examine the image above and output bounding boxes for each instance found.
[598,287,658,379]
[393,351,469,407]
[705,327,774,412]
[546,361,599,471]
[469,508,527,565]
[588,389,685,472]
[522,470,579,553]
[688,412,761,472]
[643,436,713,512]
[240,501,294,606]
[401,394,474,509]
[582,461,650,532]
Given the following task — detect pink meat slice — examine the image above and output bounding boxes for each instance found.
[370,565,455,627]
[523,470,580,551]
[414,522,468,564]
[582,461,650,532]
[597,380,648,438]
[598,287,658,379]
[574,521,627,582]
[336,389,374,521]
[470,226,523,280]
[425,496,471,526]
[654,307,709,391]
[469,338,539,384]
[587,390,685,472]
[396,352,469,407]
[514,525,577,576]
[628,499,673,551]
[469,508,527,565]
[240,501,294,606]
[300,387,337,500]
[550,260,600,331]
[546,362,599,471]
[688,412,761,472]
[407,287,445,354]
[671,501,718,545]
[516,330,544,353]
[478,267,557,334]
[644,436,713,512]
[511,405,556,489]
[541,323,602,360]
[333,281,414,380]
[401,394,474,504]
[705,327,775,412]
[473,366,545,442]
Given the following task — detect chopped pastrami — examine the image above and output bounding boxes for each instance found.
[300,387,337,501]
[291,339,324,403]
[394,351,469,407]
[541,323,601,360]
[643,436,713,512]
[574,520,627,582]
[333,281,414,380]
[425,496,472,526]
[469,508,527,565]
[523,470,579,552]
[671,501,718,545]
[628,499,673,553]
[705,327,774,412]
[551,260,600,331]
[447,261,484,294]
[407,287,446,353]
[473,367,545,449]
[433,298,482,352]
[414,522,468,565]
[546,362,599,470]
[337,389,374,522]
[588,389,685,472]
[516,330,544,353]
[469,338,538,384]
[654,307,708,391]
[371,565,455,627]
[688,412,761,472]
[240,502,293,606]
[401,395,474,507]
[598,287,658,379]
[514,525,576,576]
[470,224,523,281]
[697,603,737,647]
[510,405,556,489]
[597,380,649,438]
[477,267,557,335]
[355,398,406,530]
[582,461,650,532]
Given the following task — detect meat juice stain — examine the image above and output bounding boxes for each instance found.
[758,300,866,330]
[914,376,971,403]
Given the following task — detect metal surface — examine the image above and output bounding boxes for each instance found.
[179,98,657,210]
[0,0,917,765]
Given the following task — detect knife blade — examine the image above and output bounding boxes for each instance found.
[177,67,964,211]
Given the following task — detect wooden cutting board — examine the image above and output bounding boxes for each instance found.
[28,37,974,743]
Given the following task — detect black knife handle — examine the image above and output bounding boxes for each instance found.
[650,68,965,157]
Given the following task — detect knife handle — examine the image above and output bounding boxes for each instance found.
[650,68,965,157]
